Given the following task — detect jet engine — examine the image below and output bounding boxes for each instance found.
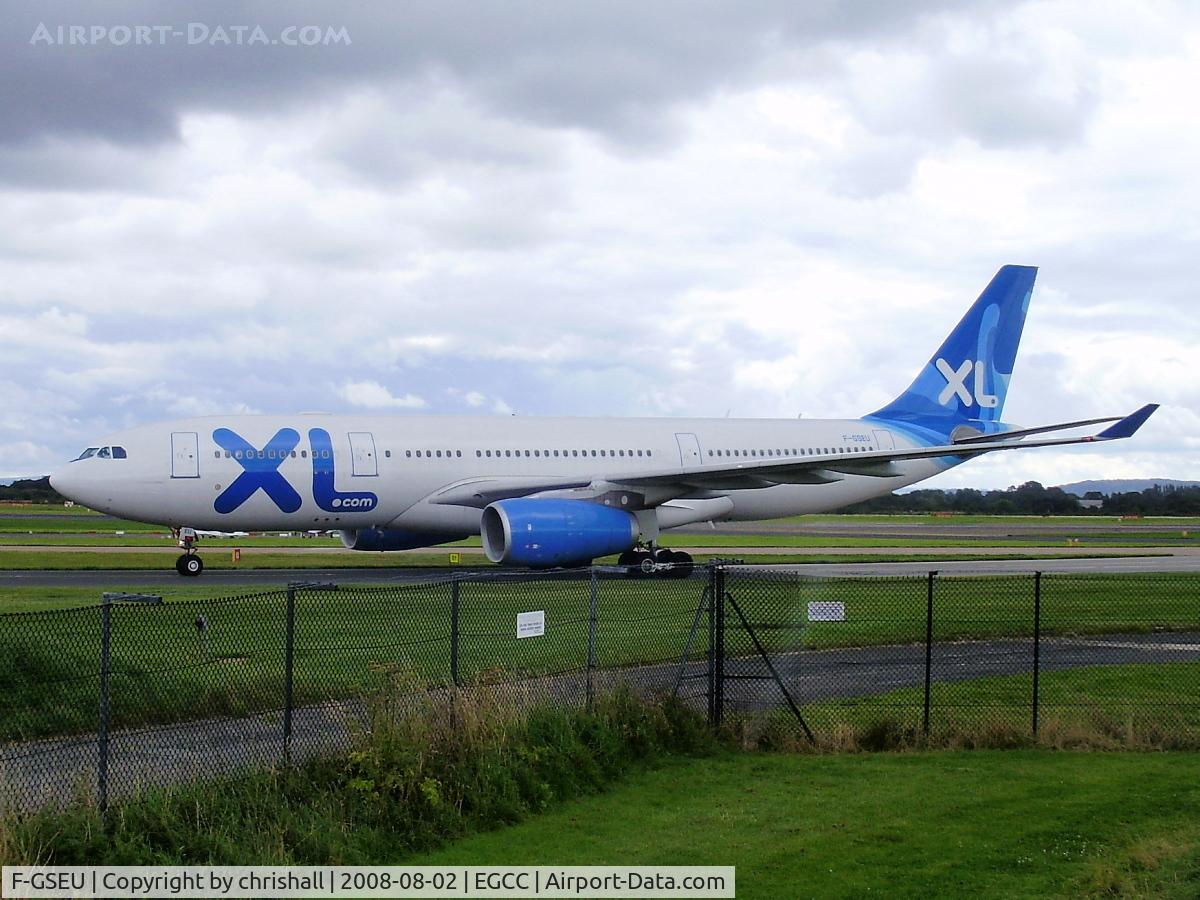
[481,498,639,567]
[340,527,465,552]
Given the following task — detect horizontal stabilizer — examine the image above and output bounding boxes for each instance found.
[1096,403,1159,440]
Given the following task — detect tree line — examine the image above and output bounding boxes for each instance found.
[844,482,1200,516]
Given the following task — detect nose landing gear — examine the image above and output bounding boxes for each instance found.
[617,546,694,578]
[173,527,205,577]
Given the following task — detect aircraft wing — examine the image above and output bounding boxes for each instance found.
[428,404,1158,509]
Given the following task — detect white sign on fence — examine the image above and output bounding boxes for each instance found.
[516,610,546,638]
[807,601,845,622]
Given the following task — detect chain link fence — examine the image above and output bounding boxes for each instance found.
[1,566,1197,812]
[718,568,1200,745]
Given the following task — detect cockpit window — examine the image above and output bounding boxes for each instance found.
[73,446,127,461]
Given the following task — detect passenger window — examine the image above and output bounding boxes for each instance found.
[234,450,243,460]
[534,450,540,457]
[214,451,221,459]
[301,450,308,458]
[457,451,462,458]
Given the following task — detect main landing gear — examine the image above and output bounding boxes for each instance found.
[173,527,204,577]
[617,547,695,579]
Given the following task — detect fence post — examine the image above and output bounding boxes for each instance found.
[713,564,726,729]
[450,578,461,687]
[706,562,717,726]
[97,596,111,814]
[586,568,598,713]
[283,585,296,766]
[1033,572,1042,737]
[922,571,936,737]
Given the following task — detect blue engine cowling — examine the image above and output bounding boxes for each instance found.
[340,527,467,552]
[481,498,639,567]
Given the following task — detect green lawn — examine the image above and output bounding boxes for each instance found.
[410,750,1200,899]
[795,660,1200,746]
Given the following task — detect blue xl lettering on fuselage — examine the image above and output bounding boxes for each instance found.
[213,427,303,514]
[211,427,378,515]
[309,428,378,513]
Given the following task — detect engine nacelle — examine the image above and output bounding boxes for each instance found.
[481,498,639,567]
[340,527,465,552]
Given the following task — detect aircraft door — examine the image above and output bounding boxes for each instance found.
[675,432,703,467]
[348,432,378,476]
[872,429,895,451]
[171,432,199,479]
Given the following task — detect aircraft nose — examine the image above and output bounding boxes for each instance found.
[49,465,81,503]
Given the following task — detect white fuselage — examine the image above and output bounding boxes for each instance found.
[52,414,947,536]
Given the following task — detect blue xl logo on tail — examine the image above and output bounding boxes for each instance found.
[212,427,378,514]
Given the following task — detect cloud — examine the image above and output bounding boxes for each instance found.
[1,0,1198,488]
[339,380,426,409]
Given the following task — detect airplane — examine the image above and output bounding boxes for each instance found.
[49,265,1158,577]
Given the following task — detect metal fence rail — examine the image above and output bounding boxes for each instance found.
[1,566,1197,812]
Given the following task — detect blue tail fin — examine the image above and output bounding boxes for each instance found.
[869,265,1037,440]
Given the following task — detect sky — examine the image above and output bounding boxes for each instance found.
[1,1,1196,489]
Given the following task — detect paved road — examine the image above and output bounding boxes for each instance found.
[5,630,1196,810]
[2,552,1199,590]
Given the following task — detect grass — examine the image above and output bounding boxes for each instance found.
[0,573,1196,742]
[408,750,1200,899]
[0,516,161,533]
[787,661,1200,750]
[0,549,489,570]
[6,681,1200,900]
[0,687,720,865]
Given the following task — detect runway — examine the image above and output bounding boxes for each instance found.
[2,553,1199,590]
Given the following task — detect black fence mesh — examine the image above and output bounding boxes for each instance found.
[1,567,1197,812]
[719,568,1200,744]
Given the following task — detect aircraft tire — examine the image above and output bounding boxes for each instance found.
[177,554,204,577]
[671,551,695,579]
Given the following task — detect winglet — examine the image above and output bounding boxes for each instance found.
[1096,404,1159,440]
